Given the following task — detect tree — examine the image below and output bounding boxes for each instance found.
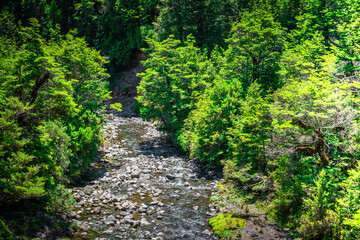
[0,16,111,206]
[262,0,301,30]
[228,81,271,170]
[223,8,285,91]
[291,0,339,47]
[331,0,360,77]
[136,35,212,138]
[268,75,360,166]
[179,76,244,167]
[337,161,360,239]
[74,0,156,67]
[297,169,340,239]
[154,0,232,51]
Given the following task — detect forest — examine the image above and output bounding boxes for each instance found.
[1,0,360,239]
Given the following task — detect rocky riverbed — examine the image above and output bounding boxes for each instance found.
[68,111,221,239]
[66,62,291,240]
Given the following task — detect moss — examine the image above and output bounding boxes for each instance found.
[209,212,246,239]
[210,195,219,202]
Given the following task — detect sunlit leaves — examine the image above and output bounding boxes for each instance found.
[0,16,110,205]
[137,35,212,137]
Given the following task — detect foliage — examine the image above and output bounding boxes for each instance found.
[2,0,158,68]
[223,8,285,91]
[178,10,282,166]
[4,0,360,239]
[110,103,123,112]
[209,212,246,239]
[179,76,243,167]
[268,76,360,166]
[0,16,110,207]
[210,195,219,202]
[227,81,270,171]
[45,185,74,214]
[0,219,14,240]
[137,35,212,139]
[154,0,232,51]
[337,161,360,239]
[135,2,360,239]
[296,170,341,239]
[294,0,339,47]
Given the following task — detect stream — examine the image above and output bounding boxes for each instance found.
[69,111,220,239]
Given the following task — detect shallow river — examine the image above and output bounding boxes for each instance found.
[69,113,219,239]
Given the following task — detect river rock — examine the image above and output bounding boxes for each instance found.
[131,170,141,178]
[132,220,140,227]
[68,211,77,218]
[203,229,212,236]
[73,193,80,200]
[124,214,134,224]
[65,108,222,239]
[84,186,93,195]
[118,200,131,210]
[140,218,150,226]
[35,232,46,239]
[105,215,117,225]
[139,203,148,213]
[103,228,114,234]
[94,207,101,214]
[79,221,91,231]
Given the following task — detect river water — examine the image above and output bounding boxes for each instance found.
[69,112,219,239]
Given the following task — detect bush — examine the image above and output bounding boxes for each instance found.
[0,219,13,240]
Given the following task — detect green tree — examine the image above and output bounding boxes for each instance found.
[228,81,271,170]
[260,0,301,30]
[223,8,285,91]
[291,0,339,47]
[137,35,212,139]
[0,16,111,206]
[269,75,360,166]
[179,76,244,167]
[154,0,232,51]
[297,170,341,239]
[337,161,360,239]
[331,0,360,77]
[74,0,156,67]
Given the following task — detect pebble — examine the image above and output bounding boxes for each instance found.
[94,207,101,214]
[203,229,212,236]
[68,113,217,239]
[141,218,151,226]
[79,222,91,231]
[84,186,93,195]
